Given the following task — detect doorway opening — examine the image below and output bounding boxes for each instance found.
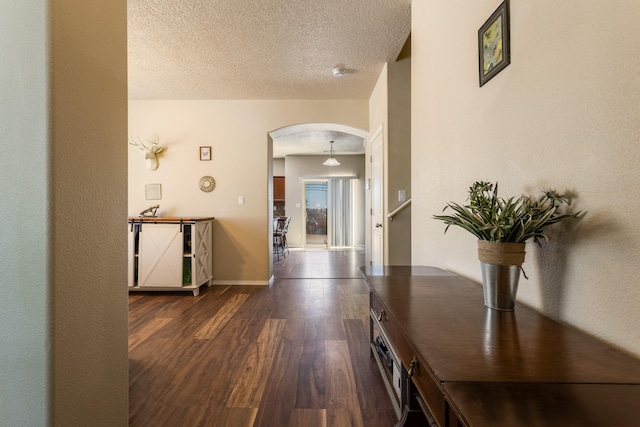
[304,180,328,247]
[269,122,367,259]
[302,178,356,249]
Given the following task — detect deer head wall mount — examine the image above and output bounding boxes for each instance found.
[129,133,164,171]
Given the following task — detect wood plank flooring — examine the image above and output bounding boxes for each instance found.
[129,249,396,426]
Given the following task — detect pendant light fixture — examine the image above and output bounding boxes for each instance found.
[323,140,340,166]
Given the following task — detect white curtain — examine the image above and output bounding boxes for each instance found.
[328,179,354,247]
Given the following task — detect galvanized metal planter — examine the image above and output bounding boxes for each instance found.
[477,241,526,311]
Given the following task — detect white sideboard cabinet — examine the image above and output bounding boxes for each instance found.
[128,217,214,296]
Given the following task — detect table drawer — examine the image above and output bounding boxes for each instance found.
[371,293,446,426]
[410,354,447,426]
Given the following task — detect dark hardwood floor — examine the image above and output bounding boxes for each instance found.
[129,249,396,426]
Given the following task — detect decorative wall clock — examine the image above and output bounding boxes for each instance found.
[199,176,216,192]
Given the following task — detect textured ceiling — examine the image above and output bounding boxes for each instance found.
[272,131,365,158]
[271,124,367,158]
[128,0,411,156]
[128,0,411,100]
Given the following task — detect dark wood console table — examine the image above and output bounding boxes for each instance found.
[359,266,640,426]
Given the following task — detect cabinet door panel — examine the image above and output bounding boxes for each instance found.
[138,224,183,287]
[128,224,135,287]
[274,176,285,201]
[192,221,213,285]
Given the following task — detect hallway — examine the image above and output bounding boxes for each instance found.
[128,249,396,426]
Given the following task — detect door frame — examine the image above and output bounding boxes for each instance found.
[301,178,330,248]
[369,125,384,266]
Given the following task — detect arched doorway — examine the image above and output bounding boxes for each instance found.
[268,123,368,273]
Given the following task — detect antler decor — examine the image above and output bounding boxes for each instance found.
[129,133,164,171]
[139,205,159,217]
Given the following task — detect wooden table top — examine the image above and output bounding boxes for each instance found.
[359,265,640,384]
[128,216,215,223]
[445,383,640,427]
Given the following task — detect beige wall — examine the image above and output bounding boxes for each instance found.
[412,0,640,357]
[129,100,367,284]
[367,59,412,266]
[51,1,129,424]
[273,158,285,176]
[367,64,389,265]
[1,1,129,426]
[387,52,412,265]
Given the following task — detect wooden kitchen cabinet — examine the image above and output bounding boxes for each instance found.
[274,176,285,201]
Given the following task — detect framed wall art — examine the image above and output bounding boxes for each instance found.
[478,0,510,87]
[145,183,162,200]
[200,146,211,161]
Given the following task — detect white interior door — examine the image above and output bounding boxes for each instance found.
[371,129,384,266]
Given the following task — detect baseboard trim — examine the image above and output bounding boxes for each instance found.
[211,279,270,286]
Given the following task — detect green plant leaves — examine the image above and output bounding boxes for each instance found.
[433,181,580,245]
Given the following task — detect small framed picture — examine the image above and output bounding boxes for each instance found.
[200,146,211,161]
[145,183,162,200]
[478,0,510,87]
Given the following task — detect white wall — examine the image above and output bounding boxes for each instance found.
[129,100,368,284]
[283,155,366,248]
[1,1,129,425]
[412,0,640,357]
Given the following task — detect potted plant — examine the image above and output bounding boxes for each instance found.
[433,181,581,310]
